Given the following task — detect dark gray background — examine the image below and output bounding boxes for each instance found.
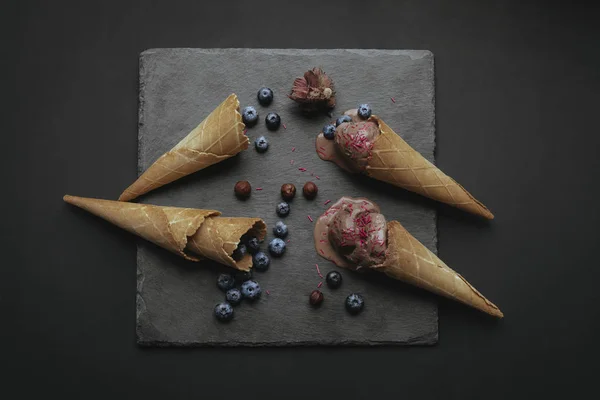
[136,48,437,346]
[4,0,599,398]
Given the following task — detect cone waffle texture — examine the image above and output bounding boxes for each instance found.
[374,221,503,317]
[119,94,248,201]
[366,117,493,219]
[64,195,266,271]
[187,217,266,271]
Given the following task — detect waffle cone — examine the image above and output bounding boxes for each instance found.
[64,195,265,271]
[366,117,493,219]
[119,94,248,202]
[375,220,503,317]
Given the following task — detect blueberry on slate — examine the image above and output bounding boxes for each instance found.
[242,106,259,127]
[232,243,247,261]
[226,288,243,306]
[357,104,372,119]
[214,302,234,322]
[255,136,269,153]
[217,273,235,292]
[268,238,286,257]
[253,251,270,272]
[241,280,262,301]
[257,87,274,106]
[246,236,260,254]
[235,270,253,283]
[322,124,336,140]
[335,115,352,127]
[265,112,281,131]
[273,221,288,238]
[345,293,365,315]
[326,271,343,289]
[276,202,290,217]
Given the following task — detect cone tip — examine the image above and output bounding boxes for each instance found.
[118,191,135,202]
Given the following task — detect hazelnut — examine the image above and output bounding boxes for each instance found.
[280,183,296,201]
[309,290,324,307]
[302,181,318,199]
[234,180,251,199]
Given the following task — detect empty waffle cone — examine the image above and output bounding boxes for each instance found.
[119,94,248,202]
[374,220,503,317]
[64,195,266,271]
[366,117,493,219]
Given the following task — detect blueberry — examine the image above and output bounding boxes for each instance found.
[273,221,288,238]
[345,293,365,315]
[326,271,343,289]
[257,87,274,106]
[214,302,234,322]
[231,243,247,261]
[245,236,260,254]
[276,202,290,217]
[322,124,336,140]
[335,115,352,127]
[217,273,235,292]
[242,106,259,127]
[357,104,372,119]
[226,288,243,306]
[241,280,262,301]
[253,251,270,272]
[254,136,269,153]
[265,112,281,131]
[235,270,253,283]
[268,238,286,257]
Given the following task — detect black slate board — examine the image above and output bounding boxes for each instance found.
[136,48,438,346]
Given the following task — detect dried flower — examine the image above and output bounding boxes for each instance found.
[288,67,335,112]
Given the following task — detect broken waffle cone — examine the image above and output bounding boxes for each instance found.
[366,117,493,219]
[374,220,503,317]
[64,195,266,271]
[119,94,248,202]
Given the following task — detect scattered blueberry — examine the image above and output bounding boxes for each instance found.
[268,238,286,257]
[242,106,259,127]
[276,202,290,217]
[214,302,234,322]
[245,236,260,254]
[326,271,343,289]
[335,115,352,127]
[235,270,253,283]
[257,87,274,106]
[322,124,336,140]
[241,280,262,301]
[357,104,372,119]
[253,251,270,272]
[265,112,281,131]
[345,293,365,315]
[231,243,247,261]
[273,221,288,238]
[226,288,243,306]
[254,136,269,153]
[217,273,235,292]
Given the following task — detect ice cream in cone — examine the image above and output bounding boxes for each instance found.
[316,109,493,219]
[314,197,502,317]
[64,195,266,271]
[119,94,248,202]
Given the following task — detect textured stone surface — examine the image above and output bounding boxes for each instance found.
[136,48,438,346]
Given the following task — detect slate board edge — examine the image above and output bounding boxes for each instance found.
[135,48,438,347]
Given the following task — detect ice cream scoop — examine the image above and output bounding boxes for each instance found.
[327,198,387,268]
[334,120,380,171]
